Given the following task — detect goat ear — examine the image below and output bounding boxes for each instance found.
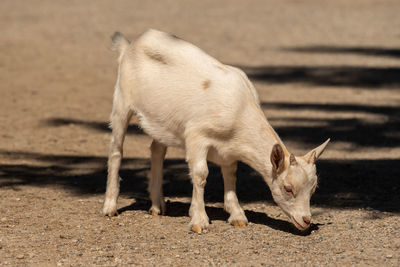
[303,138,330,164]
[270,144,285,174]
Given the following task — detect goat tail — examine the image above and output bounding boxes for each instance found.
[111,32,130,61]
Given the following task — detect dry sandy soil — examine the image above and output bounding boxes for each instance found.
[1,0,400,266]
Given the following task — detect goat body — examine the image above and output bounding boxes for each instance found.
[103,29,329,233]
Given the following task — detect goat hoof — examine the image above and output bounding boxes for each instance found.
[106,211,117,217]
[103,207,117,217]
[191,225,202,233]
[149,206,165,216]
[151,210,158,216]
[103,200,118,217]
[231,220,247,227]
[150,209,159,216]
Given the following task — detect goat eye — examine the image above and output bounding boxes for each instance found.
[284,185,293,194]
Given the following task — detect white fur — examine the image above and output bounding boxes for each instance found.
[103,29,330,232]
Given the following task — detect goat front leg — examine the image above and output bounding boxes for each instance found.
[221,162,248,227]
[103,102,132,216]
[148,140,167,216]
[186,139,210,233]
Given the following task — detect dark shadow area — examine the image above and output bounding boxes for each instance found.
[118,199,229,222]
[44,118,144,135]
[314,159,400,212]
[0,150,399,212]
[237,65,400,88]
[283,45,400,59]
[244,209,319,235]
[42,99,400,149]
[118,198,316,235]
[264,102,400,148]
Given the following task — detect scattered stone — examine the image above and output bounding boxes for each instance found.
[386,254,392,259]
[16,254,24,259]
[334,249,344,254]
[73,237,84,243]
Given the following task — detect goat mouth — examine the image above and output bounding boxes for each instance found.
[291,217,308,231]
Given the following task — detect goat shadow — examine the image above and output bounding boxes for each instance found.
[117,198,318,236]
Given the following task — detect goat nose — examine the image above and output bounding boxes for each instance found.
[302,216,311,225]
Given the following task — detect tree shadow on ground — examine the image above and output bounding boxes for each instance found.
[237,65,400,88]
[0,150,399,212]
[44,118,144,135]
[282,45,400,59]
[264,102,400,148]
[42,98,400,149]
[237,45,400,88]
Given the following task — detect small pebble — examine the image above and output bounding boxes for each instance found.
[16,254,24,259]
[386,254,392,258]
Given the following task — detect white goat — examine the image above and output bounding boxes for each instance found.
[103,29,330,233]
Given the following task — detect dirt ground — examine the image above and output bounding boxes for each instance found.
[1,0,400,266]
